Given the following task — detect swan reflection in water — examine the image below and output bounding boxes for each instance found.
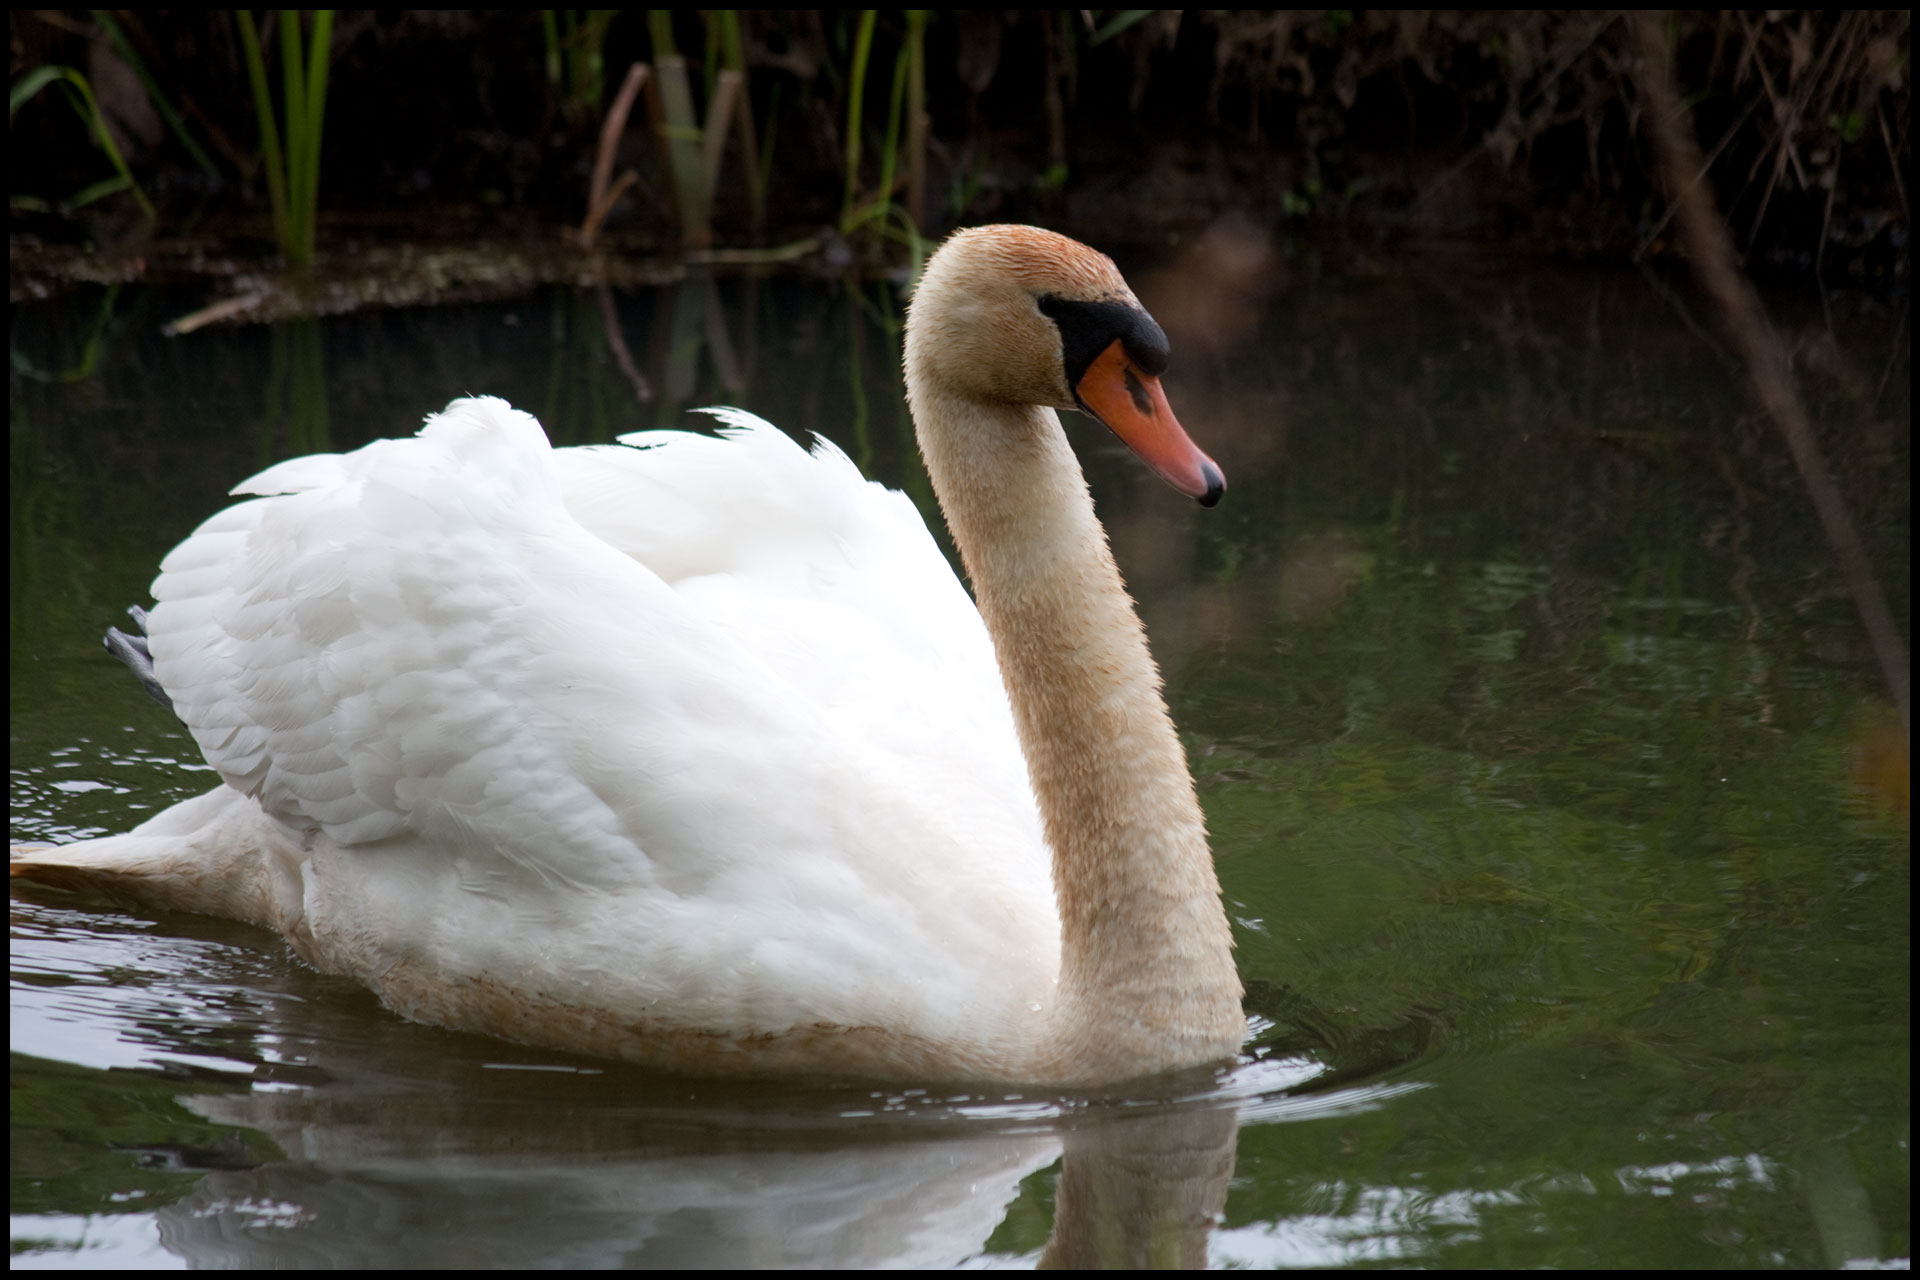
[13,889,1419,1267]
[147,1037,1345,1267]
[161,1087,1240,1266]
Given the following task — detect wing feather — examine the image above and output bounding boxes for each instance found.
[554,409,1039,844]
[133,397,1054,1038]
[150,397,1043,903]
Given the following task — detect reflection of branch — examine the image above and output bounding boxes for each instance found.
[596,278,651,404]
[1632,12,1910,738]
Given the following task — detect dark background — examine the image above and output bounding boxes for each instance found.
[8,11,1911,291]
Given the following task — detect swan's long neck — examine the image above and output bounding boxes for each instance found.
[910,383,1244,1079]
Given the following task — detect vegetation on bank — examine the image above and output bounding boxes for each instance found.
[7,10,1909,286]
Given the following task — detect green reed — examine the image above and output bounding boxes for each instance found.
[836,11,928,266]
[9,65,154,217]
[235,9,333,268]
[88,10,220,180]
[542,10,618,126]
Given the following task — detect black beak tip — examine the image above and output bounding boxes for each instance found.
[1197,461,1226,508]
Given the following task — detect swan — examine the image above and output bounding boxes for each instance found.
[11,225,1245,1085]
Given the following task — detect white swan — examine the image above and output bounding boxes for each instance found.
[12,226,1245,1084]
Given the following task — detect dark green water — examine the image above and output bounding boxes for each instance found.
[10,252,1910,1267]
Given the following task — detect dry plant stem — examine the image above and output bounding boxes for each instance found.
[1633,11,1911,740]
[683,237,823,266]
[164,291,265,336]
[583,172,641,246]
[1041,17,1066,176]
[581,63,651,247]
[1878,108,1908,224]
[905,10,927,228]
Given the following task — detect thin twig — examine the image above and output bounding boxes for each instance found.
[1878,106,1908,225]
[1814,165,1838,278]
[1632,11,1910,738]
[164,291,266,335]
[1634,93,1762,260]
[1870,312,1907,414]
[682,236,824,266]
[581,170,640,247]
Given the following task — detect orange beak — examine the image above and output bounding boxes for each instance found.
[1074,340,1225,506]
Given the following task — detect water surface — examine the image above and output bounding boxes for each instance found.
[10,249,1910,1267]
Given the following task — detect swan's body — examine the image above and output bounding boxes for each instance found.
[13,227,1244,1084]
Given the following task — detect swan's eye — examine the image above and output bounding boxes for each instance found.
[1037,295,1172,386]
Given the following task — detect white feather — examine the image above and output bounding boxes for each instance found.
[125,397,1054,1050]
[26,226,1247,1084]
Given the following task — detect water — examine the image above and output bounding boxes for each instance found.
[9,249,1910,1267]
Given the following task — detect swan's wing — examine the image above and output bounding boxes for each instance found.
[550,409,1041,853]
[144,398,1054,1040]
[155,398,735,885]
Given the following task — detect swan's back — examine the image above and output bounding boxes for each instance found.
[552,410,1039,811]
[33,398,1058,1075]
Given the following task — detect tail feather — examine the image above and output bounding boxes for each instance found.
[10,789,293,931]
[10,844,152,900]
[12,836,197,908]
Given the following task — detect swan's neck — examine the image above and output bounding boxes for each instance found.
[911,386,1244,1079]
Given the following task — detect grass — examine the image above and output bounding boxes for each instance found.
[543,10,619,127]
[838,11,879,236]
[9,11,1904,282]
[836,11,931,268]
[634,12,752,250]
[708,10,764,226]
[88,10,220,181]
[8,65,155,218]
[235,9,333,268]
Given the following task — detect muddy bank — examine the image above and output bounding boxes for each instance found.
[9,216,829,328]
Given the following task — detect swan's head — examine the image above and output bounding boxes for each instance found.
[906,225,1225,506]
